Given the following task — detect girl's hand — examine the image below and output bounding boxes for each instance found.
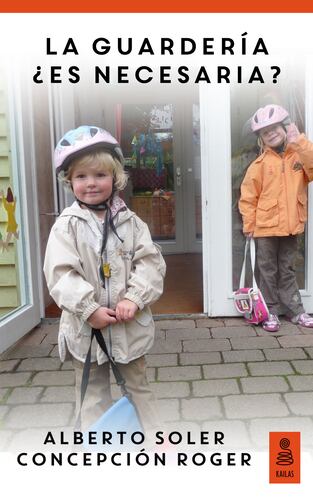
[115,299,139,322]
[87,307,117,329]
[286,123,300,143]
[244,232,254,239]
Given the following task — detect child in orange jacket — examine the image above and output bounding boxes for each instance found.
[239,104,313,332]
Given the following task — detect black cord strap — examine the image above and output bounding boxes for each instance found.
[75,328,128,430]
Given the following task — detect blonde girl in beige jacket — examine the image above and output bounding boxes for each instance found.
[44,126,166,432]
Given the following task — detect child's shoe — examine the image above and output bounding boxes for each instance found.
[262,314,280,332]
[290,312,313,328]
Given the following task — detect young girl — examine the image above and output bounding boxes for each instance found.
[44,125,166,432]
[239,104,313,332]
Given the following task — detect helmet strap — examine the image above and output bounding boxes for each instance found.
[75,195,112,212]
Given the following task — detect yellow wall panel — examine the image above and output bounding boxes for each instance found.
[0,286,19,307]
[0,266,17,286]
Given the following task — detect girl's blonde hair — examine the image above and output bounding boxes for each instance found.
[61,150,128,192]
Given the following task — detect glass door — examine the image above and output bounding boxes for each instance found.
[0,69,41,352]
[117,101,202,255]
[200,63,313,316]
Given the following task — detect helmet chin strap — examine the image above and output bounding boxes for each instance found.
[76,198,110,211]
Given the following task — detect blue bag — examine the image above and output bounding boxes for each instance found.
[76,329,143,451]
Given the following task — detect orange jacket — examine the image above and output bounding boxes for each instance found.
[239,134,313,237]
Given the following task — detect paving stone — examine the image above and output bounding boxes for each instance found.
[165,421,201,435]
[1,345,53,360]
[61,361,74,370]
[249,417,313,448]
[0,360,20,372]
[202,420,252,448]
[41,331,59,345]
[181,397,222,420]
[240,376,289,393]
[304,347,313,358]
[17,330,47,346]
[7,387,44,404]
[0,405,9,419]
[147,367,156,382]
[0,388,8,401]
[224,318,250,327]
[287,375,313,391]
[203,363,247,379]
[155,319,196,330]
[150,381,190,398]
[223,394,290,419]
[291,360,313,374]
[33,323,59,335]
[50,346,60,357]
[247,361,294,376]
[195,318,224,328]
[0,372,32,388]
[146,354,178,367]
[148,339,182,354]
[155,330,165,340]
[31,371,75,386]
[192,379,240,397]
[179,352,221,365]
[257,323,301,336]
[157,398,180,422]
[4,403,74,428]
[231,336,280,350]
[211,326,256,339]
[183,339,231,353]
[16,357,62,372]
[222,350,264,363]
[158,366,201,382]
[0,431,14,451]
[165,328,211,341]
[284,392,313,416]
[263,348,307,361]
[40,386,76,403]
[278,334,313,348]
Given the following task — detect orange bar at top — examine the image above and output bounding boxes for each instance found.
[1,0,313,13]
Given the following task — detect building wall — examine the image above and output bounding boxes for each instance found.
[0,70,19,317]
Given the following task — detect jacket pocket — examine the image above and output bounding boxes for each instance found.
[134,307,153,326]
[256,199,279,227]
[297,193,308,222]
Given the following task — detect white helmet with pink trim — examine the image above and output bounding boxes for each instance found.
[54,125,124,175]
[251,104,289,133]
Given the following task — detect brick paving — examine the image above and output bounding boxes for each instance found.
[0,317,313,451]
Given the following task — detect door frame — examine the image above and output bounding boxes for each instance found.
[0,70,41,353]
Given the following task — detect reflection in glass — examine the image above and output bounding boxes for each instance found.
[120,104,175,241]
[231,76,306,293]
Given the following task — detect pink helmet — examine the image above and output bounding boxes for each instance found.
[251,104,289,133]
[54,125,124,175]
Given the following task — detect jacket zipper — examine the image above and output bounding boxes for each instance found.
[104,247,114,359]
[282,158,291,234]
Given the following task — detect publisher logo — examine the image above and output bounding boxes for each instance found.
[269,432,300,483]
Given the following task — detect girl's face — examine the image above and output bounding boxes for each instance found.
[70,163,113,205]
[259,123,286,149]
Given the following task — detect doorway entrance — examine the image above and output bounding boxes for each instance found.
[49,85,204,316]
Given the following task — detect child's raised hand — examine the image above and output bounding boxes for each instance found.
[115,299,139,322]
[87,306,117,329]
[286,123,300,143]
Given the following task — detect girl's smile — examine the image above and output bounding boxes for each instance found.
[260,123,286,149]
[70,164,113,205]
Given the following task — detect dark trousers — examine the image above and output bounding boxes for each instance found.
[257,236,304,317]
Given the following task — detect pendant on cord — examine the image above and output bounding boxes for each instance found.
[102,262,111,279]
